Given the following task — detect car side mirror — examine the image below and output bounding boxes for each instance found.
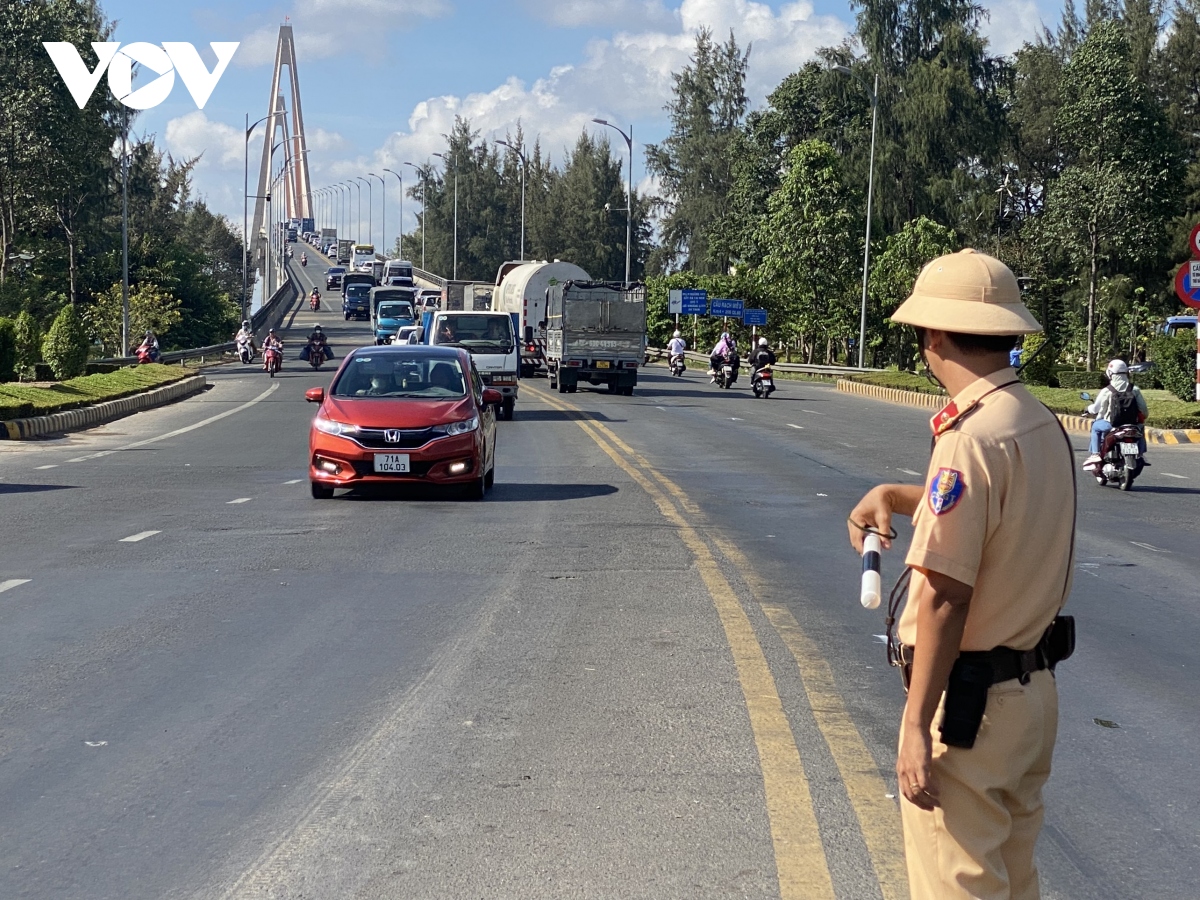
[1080,392,1092,401]
[306,387,325,403]
[481,388,502,406]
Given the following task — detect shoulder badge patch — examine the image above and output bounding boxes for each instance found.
[928,468,965,515]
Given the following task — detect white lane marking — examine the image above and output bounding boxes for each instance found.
[1129,541,1169,553]
[730,417,743,421]
[787,424,804,430]
[283,479,302,485]
[227,498,252,504]
[839,442,856,448]
[872,634,888,644]
[36,464,58,470]
[802,409,826,416]
[899,468,922,477]
[0,579,32,594]
[1162,473,1188,479]
[69,384,280,463]
[656,406,667,411]
[120,530,161,543]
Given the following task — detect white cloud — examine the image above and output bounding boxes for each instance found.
[980,0,1046,56]
[236,0,452,66]
[520,0,677,30]
[165,111,244,168]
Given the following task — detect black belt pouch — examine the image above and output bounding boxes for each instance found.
[1045,616,1076,668]
[940,656,993,749]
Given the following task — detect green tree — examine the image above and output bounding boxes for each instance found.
[41,303,88,379]
[13,310,41,380]
[84,282,182,357]
[1043,21,1182,368]
[645,29,749,274]
[754,141,861,363]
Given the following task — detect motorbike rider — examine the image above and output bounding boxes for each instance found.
[667,330,687,366]
[750,337,776,373]
[137,330,161,362]
[303,324,332,362]
[262,329,283,370]
[234,321,256,359]
[300,252,308,267]
[1083,358,1148,468]
[310,287,321,307]
[709,332,736,382]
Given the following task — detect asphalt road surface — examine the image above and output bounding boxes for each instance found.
[1,260,1197,899]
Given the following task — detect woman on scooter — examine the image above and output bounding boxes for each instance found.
[1082,358,1148,468]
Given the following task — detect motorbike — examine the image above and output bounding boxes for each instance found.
[264,345,282,377]
[669,354,686,377]
[307,341,324,371]
[751,364,776,399]
[1081,392,1145,491]
[714,353,739,389]
[301,255,308,268]
[134,344,160,365]
[309,293,321,311]
[236,340,255,364]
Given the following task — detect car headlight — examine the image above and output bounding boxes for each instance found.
[314,416,359,437]
[441,415,479,437]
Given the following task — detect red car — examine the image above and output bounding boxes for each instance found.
[305,345,499,499]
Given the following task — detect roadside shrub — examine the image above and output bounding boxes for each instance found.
[14,311,42,381]
[0,318,16,382]
[42,305,89,380]
[1017,333,1055,386]
[1056,369,1106,390]
[1147,332,1197,401]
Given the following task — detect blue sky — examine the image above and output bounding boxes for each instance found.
[96,0,1058,245]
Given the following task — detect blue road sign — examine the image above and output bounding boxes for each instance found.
[742,308,767,327]
[681,288,708,315]
[711,298,745,318]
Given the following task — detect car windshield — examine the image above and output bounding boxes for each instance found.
[345,284,370,299]
[434,315,514,352]
[378,302,413,320]
[332,354,467,399]
[328,267,345,274]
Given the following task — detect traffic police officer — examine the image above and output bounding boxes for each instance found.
[848,249,1075,899]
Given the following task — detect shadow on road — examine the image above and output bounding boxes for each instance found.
[514,409,624,423]
[336,482,619,503]
[0,483,78,494]
[1126,484,1200,496]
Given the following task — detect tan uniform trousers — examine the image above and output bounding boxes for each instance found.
[901,669,1058,900]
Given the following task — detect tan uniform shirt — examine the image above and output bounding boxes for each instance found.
[899,368,1075,651]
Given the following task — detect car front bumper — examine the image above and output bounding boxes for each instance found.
[309,430,482,487]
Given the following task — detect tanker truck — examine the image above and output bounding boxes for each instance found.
[492,260,590,377]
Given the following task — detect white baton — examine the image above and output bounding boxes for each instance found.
[860,533,882,609]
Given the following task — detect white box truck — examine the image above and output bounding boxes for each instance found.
[424,309,520,420]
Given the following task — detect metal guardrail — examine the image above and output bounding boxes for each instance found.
[413,267,446,288]
[646,348,882,376]
[94,269,300,367]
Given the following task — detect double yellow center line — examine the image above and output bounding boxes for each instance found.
[530,384,908,900]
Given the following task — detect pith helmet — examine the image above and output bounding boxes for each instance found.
[891,249,1042,335]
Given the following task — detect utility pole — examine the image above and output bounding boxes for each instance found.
[121,106,130,357]
[355,176,373,246]
[383,169,404,258]
[496,140,527,261]
[404,162,425,269]
[370,173,386,255]
[433,152,458,279]
[592,119,633,284]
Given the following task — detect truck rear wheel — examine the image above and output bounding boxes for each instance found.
[501,399,515,420]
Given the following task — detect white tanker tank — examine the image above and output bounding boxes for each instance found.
[492,260,590,376]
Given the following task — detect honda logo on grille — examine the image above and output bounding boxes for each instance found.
[384,430,402,443]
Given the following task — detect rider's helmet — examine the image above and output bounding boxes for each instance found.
[673,330,682,339]
[758,337,768,347]
[720,332,730,342]
[890,249,1041,336]
[313,325,323,333]
[241,320,250,329]
[1105,359,1130,378]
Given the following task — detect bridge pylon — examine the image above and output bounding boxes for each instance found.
[250,25,313,284]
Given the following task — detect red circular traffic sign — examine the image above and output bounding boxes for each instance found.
[1174,263,1200,309]
[1189,223,1200,258]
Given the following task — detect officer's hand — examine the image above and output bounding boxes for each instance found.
[847,486,896,553]
[897,721,939,811]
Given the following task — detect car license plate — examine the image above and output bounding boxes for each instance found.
[373,453,410,473]
[1119,442,1140,455]
[595,360,611,369]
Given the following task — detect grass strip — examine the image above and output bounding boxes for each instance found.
[0,364,191,420]
[844,372,1200,430]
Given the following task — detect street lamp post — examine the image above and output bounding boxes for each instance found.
[433,152,457,279]
[244,111,275,326]
[592,119,633,285]
[496,140,527,261]
[383,169,404,259]
[120,106,131,357]
[834,65,878,369]
[350,179,362,244]
[267,140,290,297]
[369,173,386,256]
[355,176,372,246]
[404,162,425,269]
